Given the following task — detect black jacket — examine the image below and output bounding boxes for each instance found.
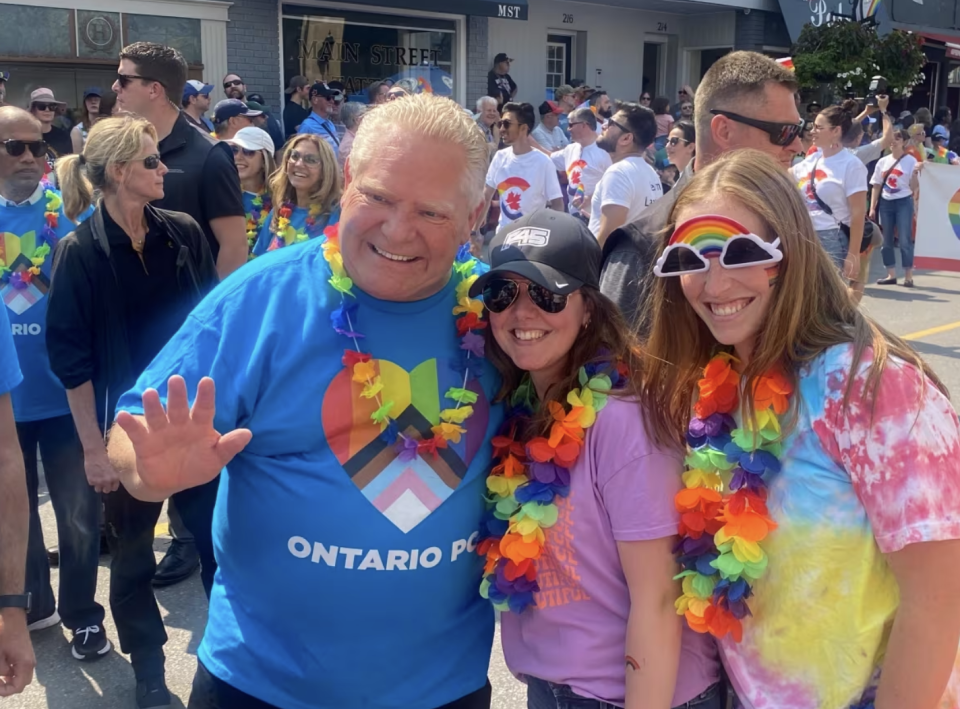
[46,204,218,432]
[599,164,691,335]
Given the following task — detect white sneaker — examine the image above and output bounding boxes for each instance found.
[28,610,61,632]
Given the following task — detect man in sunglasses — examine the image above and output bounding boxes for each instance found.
[221,73,246,101]
[297,81,341,159]
[113,42,246,279]
[28,89,72,170]
[0,106,109,669]
[181,80,215,133]
[600,51,801,331]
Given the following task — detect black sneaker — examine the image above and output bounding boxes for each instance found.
[136,676,172,709]
[71,625,112,661]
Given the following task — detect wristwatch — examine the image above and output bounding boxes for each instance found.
[0,593,31,613]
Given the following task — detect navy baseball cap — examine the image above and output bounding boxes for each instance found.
[214,98,262,123]
[309,81,338,99]
[183,80,214,99]
[83,86,102,99]
[469,210,601,297]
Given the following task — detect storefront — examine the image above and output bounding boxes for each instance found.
[0,0,229,112]
[279,0,531,105]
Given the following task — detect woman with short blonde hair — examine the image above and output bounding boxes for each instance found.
[253,133,340,255]
[643,148,960,709]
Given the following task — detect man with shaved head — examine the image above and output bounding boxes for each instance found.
[0,107,109,665]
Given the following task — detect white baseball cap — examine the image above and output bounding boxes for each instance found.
[227,126,275,154]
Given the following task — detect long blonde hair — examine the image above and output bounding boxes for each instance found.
[641,149,946,446]
[55,115,157,222]
[269,134,340,232]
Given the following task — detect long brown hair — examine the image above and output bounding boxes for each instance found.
[641,149,946,447]
[483,285,668,446]
[269,134,341,232]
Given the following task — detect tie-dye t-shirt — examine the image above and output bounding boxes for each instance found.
[723,344,960,709]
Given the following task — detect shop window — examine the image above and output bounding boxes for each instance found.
[282,5,457,103]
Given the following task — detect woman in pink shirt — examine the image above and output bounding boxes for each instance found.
[471,209,722,709]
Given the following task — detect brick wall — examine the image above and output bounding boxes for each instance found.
[467,16,489,111]
[227,0,282,112]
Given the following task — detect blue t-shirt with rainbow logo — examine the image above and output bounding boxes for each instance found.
[0,185,85,422]
[117,239,501,709]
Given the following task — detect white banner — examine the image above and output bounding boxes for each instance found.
[915,162,960,272]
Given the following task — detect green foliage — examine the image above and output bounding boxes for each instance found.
[793,21,925,97]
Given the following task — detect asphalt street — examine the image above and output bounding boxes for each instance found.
[7,250,960,709]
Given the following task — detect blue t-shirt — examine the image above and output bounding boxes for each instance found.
[117,239,501,709]
[297,112,340,157]
[252,204,340,255]
[0,186,85,422]
[0,305,22,396]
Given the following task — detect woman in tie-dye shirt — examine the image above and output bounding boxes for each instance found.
[642,149,960,709]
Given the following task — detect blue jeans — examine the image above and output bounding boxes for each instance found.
[877,196,914,270]
[816,227,849,271]
[20,414,105,630]
[526,676,724,709]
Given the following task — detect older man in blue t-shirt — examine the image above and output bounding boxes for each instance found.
[297,81,341,159]
[108,94,500,709]
[0,107,107,661]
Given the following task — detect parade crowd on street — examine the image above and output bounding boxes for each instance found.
[1,39,960,709]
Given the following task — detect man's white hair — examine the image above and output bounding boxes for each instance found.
[475,95,497,113]
[351,93,488,203]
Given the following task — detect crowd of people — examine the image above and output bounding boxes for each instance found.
[0,41,959,709]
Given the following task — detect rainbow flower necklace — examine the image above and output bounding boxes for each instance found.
[477,361,626,613]
[320,225,488,457]
[674,353,790,642]
[0,183,61,289]
[245,191,272,254]
[268,201,325,251]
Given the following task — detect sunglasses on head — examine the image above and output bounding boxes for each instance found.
[288,149,320,166]
[654,222,783,277]
[231,144,258,158]
[666,136,689,147]
[32,103,57,112]
[223,79,244,89]
[482,278,569,314]
[1,139,47,158]
[710,109,804,147]
[117,73,164,89]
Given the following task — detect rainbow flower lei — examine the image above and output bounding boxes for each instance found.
[320,224,487,455]
[245,192,272,255]
[268,202,324,251]
[0,187,61,289]
[477,362,627,613]
[674,353,791,641]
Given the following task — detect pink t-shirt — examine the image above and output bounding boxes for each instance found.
[500,396,721,706]
[655,113,675,138]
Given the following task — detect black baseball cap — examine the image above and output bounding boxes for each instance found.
[214,99,262,123]
[494,53,513,64]
[469,211,602,297]
[309,81,338,99]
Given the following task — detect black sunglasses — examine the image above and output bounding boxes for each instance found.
[607,118,631,134]
[117,73,164,89]
[497,119,514,129]
[32,102,59,112]
[231,145,258,158]
[710,109,804,147]
[224,79,244,89]
[482,278,568,314]
[139,154,162,170]
[666,136,689,147]
[1,139,47,158]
